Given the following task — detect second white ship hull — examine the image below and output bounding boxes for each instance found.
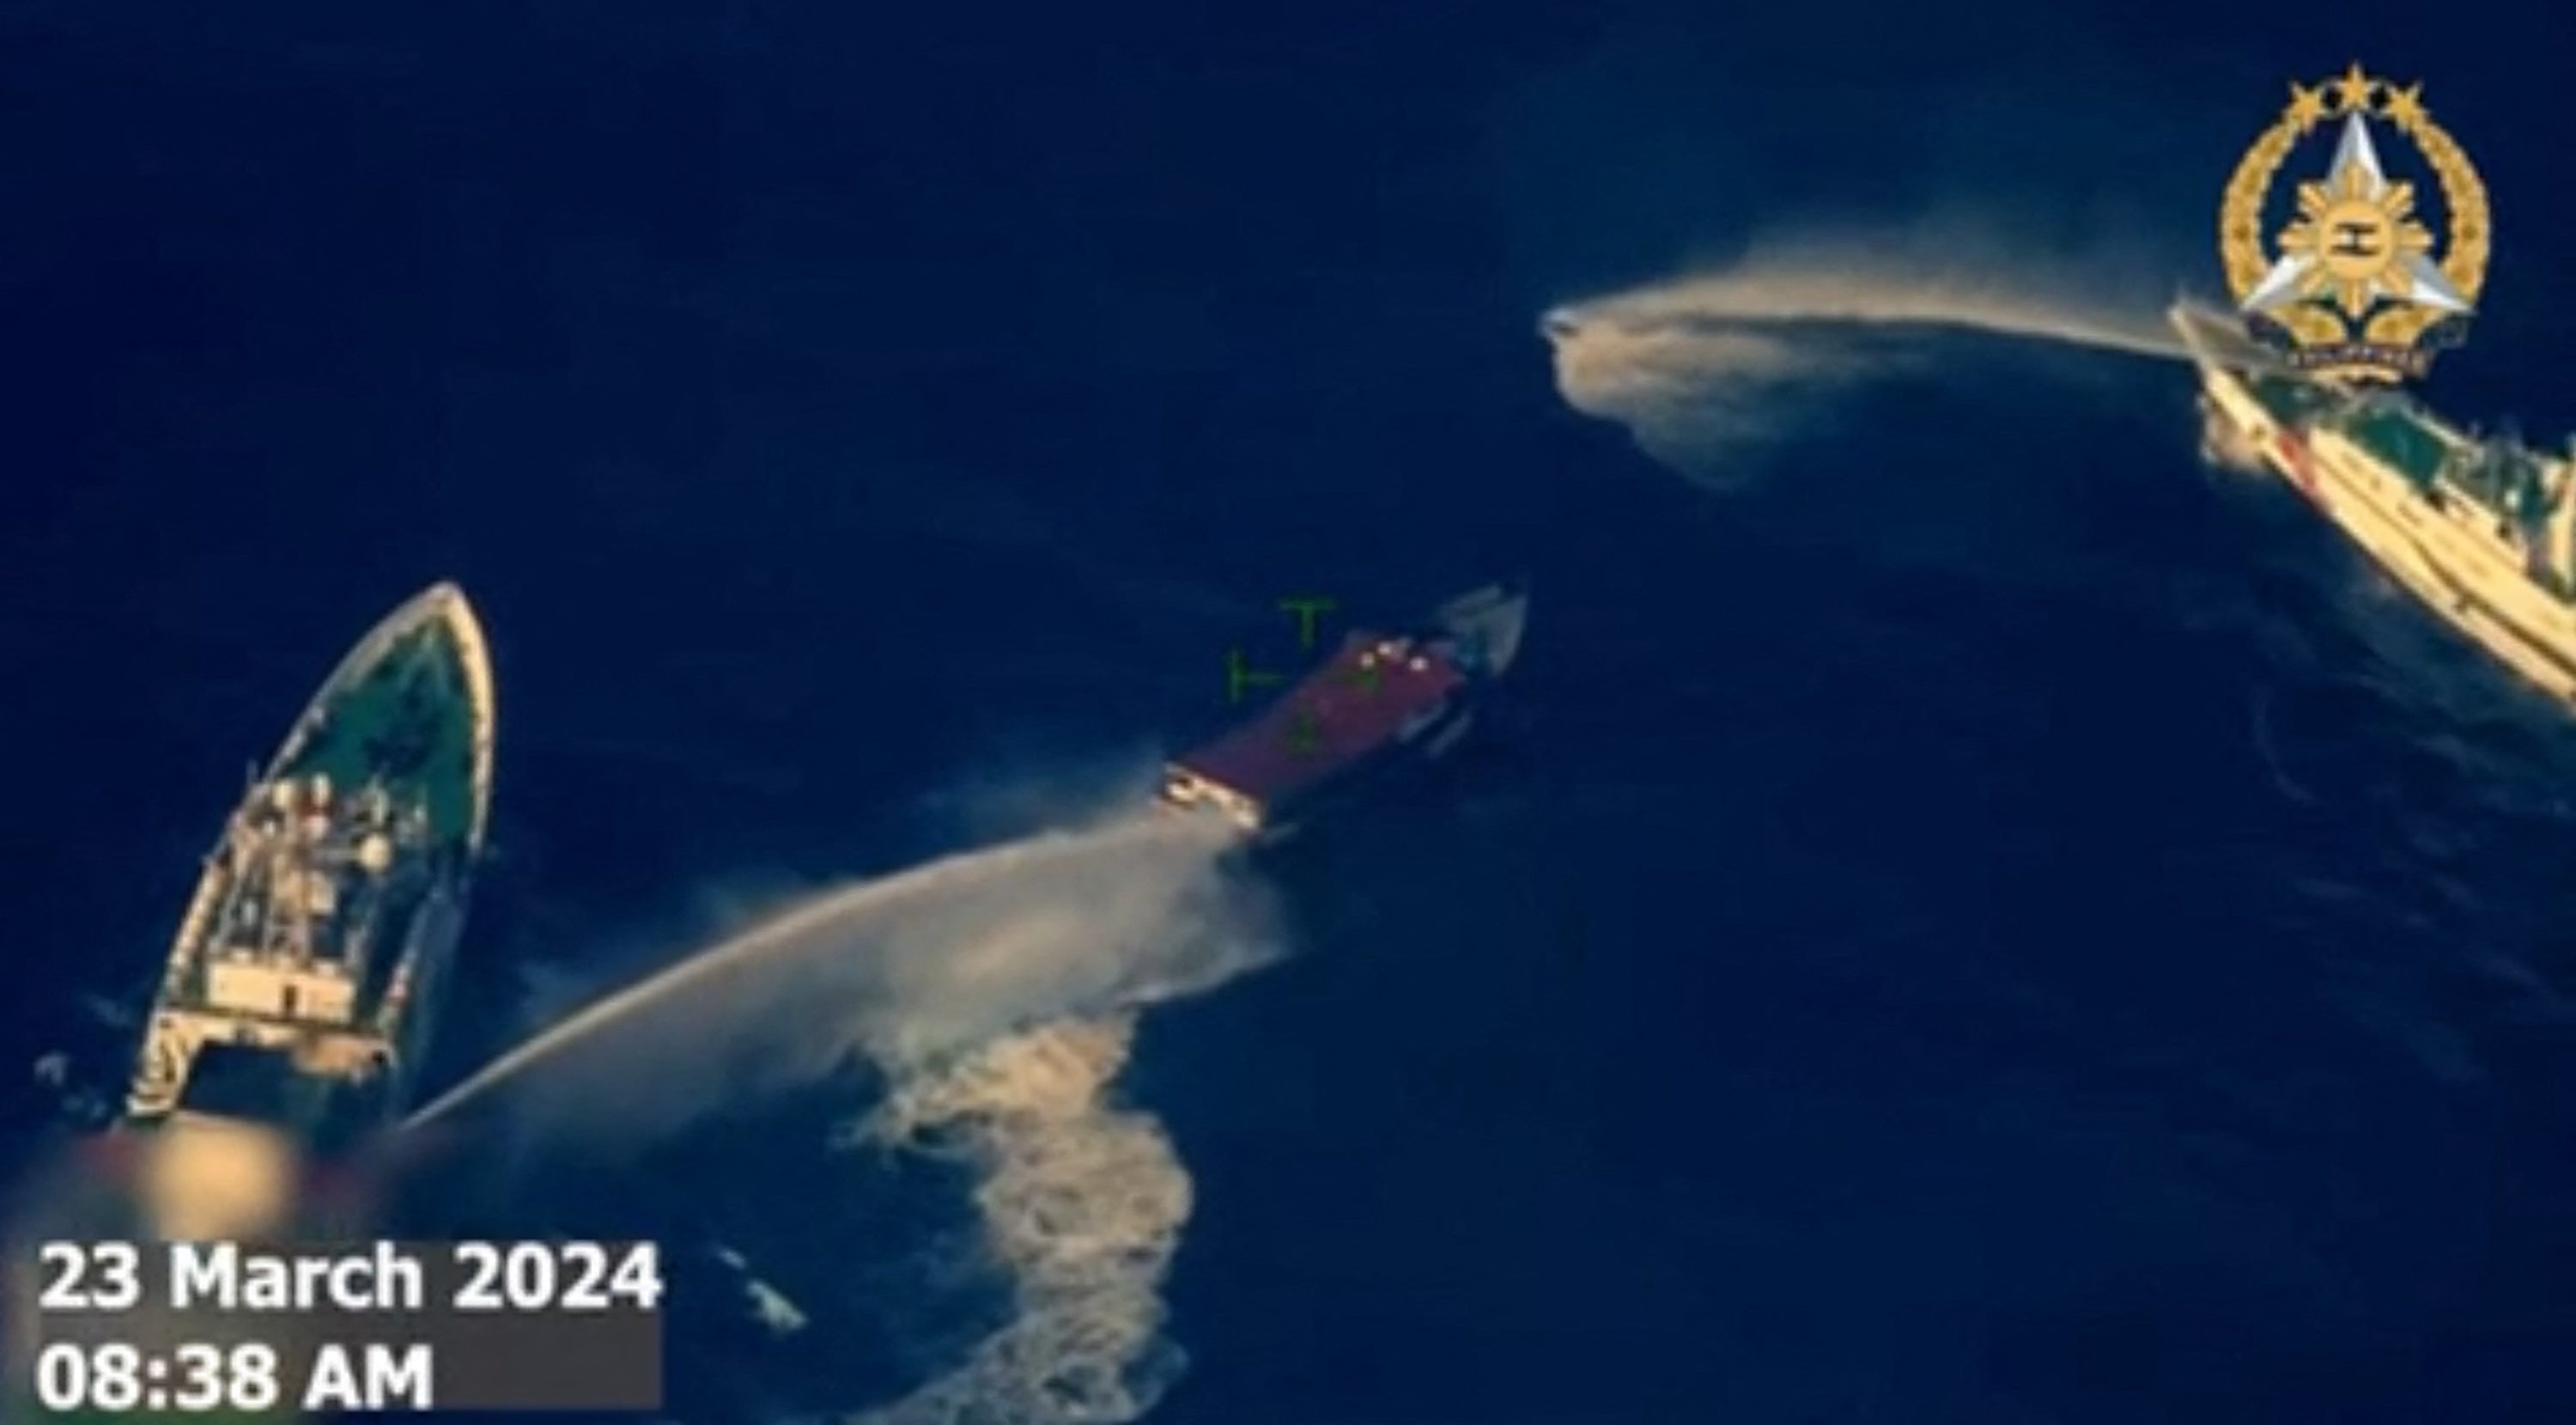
[2200,367,2576,705]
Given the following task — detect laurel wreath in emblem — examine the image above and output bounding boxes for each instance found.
[2219,67,2489,362]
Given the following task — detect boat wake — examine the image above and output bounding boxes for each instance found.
[1544,240,2196,482]
[405,807,1283,1425]
[2199,403,2273,478]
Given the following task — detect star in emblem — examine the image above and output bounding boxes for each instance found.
[2239,110,2472,323]
[2330,61,2378,114]
[2381,81,2429,130]
[2284,82,2330,132]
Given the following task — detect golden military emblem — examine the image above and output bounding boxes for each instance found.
[2220,62,2490,382]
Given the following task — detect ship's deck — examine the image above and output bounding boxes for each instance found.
[2242,375,2461,492]
[274,604,489,850]
[1177,632,1467,805]
[2318,399,2562,525]
[2245,373,2348,429]
[2337,405,2452,488]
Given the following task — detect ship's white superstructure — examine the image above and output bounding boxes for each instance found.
[130,772,453,1120]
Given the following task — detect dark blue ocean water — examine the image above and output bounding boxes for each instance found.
[10,1,2576,1422]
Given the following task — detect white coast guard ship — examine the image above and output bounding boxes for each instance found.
[2177,301,2576,703]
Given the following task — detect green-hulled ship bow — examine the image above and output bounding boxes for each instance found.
[266,582,495,858]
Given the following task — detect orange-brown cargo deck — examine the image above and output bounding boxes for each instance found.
[1173,631,1467,809]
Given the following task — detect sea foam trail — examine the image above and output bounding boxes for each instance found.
[404,807,1281,1425]
[831,1014,1190,1425]
[1545,253,2199,478]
